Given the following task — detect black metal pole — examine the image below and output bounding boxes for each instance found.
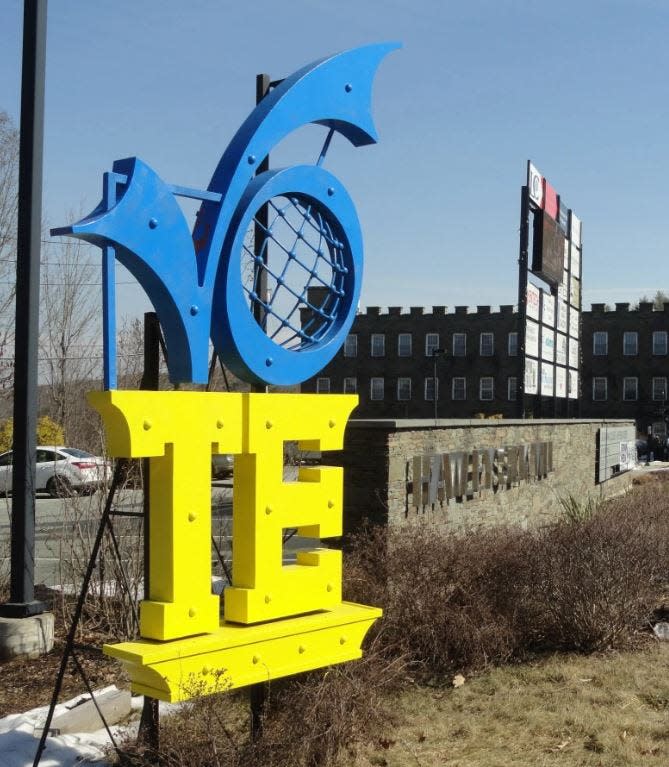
[516,184,530,420]
[252,73,271,335]
[1,0,48,618]
[137,312,160,752]
[249,71,271,742]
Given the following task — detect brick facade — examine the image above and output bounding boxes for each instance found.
[303,301,669,436]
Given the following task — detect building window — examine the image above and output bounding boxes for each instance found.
[452,333,466,357]
[452,377,466,400]
[370,377,384,401]
[479,332,494,356]
[371,334,385,357]
[623,331,638,356]
[316,377,330,393]
[343,377,357,394]
[344,334,357,357]
[507,332,518,357]
[623,377,638,401]
[508,376,517,401]
[592,377,607,401]
[652,377,667,401]
[424,377,438,401]
[397,377,412,401]
[425,333,440,357]
[653,331,668,356]
[398,333,412,357]
[479,376,494,400]
[593,331,608,356]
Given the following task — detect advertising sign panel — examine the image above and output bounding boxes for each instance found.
[528,162,544,208]
[558,199,569,234]
[526,282,540,321]
[557,300,568,333]
[541,328,555,362]
[526,319,540,358]
[541,363,554,396]
[525,358,539,394]
[569,310,579,338]
[541,291,555,327]
[570,212,581,246]
[543,179,558,219]
[556,333,567,366]
[532,211,565,286]
[570,274,581,309]
[555,366,567,397]
[571,245,581,276]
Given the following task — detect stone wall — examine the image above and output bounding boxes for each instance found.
[334,418,633,534]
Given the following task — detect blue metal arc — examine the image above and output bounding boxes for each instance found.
[193,41,400,288]
[50,42,399,387]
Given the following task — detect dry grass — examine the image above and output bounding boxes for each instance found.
[355,642,669,766]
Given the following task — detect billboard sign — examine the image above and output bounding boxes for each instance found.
[532,210,566,286]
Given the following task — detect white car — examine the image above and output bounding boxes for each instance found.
[0,446,113,497]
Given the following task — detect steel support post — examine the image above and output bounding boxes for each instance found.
[137,312,161,752]
[1,0,48,618]
[516,185,530,420]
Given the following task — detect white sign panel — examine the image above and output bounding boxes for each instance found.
[571,245,581,276]
[541,292,555,327]
[528,162,544,208]
[526,319,540,358]
[557,300,568,334]
[570,275,581,309]
[569,310,579,338]
[569,338,579,369]
[525,358,538,394]
[541,328,555,362]
[526,282,540,321]
[555,366,567,397]
[541,363,554,396]
[556,333,567,365]
[568,369,579,399]
[570,212,581,246]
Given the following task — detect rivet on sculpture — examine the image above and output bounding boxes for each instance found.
[53,43,398,702]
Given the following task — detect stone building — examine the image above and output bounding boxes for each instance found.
[301,301,669,437]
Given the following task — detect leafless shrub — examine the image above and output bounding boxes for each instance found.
[118,634,404,767]
[346,484,669,675]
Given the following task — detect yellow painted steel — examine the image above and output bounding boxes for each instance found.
[104,602,381,701]
[89,390,243,640]
[91,390,382,701]
[225,393,356,624]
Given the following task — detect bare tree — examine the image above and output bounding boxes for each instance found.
[39,234,101,443]
[0,112,19,397]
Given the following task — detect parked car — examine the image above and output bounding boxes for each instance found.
[0,446,113,497]
[211,453,234,479]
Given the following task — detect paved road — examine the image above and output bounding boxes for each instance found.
[0,477,318,589]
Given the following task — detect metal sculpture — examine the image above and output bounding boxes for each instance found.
[52,42,398,702]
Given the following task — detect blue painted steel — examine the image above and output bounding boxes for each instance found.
[100,171,127,389]
[51,42,399,386]
[213,165,362,385]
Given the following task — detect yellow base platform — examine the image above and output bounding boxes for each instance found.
[104,602,381,702]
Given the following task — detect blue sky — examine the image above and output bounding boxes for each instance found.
[0,0,667,319]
